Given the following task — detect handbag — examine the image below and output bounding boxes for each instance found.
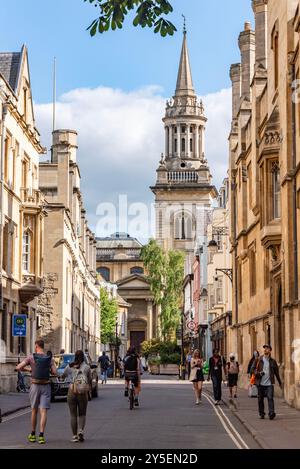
[248,384,258,398]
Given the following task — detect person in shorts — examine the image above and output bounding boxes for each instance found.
[16,339,57,444]
[123,346,141,407]
[189,349,205,405]
[226,353,239,399]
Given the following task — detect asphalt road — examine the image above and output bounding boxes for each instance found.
[0,380,260,449]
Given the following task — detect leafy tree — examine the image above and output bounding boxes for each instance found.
[141,239,184,339]
[84,0,176,37]
[100,287,118,344]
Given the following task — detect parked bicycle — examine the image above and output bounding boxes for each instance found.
[16,371,31,393]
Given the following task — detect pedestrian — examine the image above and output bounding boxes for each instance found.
[207,349,226,405]
[98,351,110,384]
[62,350,92,442]
[251,345,282,420]
[118,356,124,379]
[60,349,65,355]
[226,353,239,399]
[123,346,141,407]
[189,349,205,405]
[186,348,193,379]
[15,339,57,444]
[247,350,259,377]
[248,350,260,398]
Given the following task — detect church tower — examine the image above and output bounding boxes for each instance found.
[151,30,217,254]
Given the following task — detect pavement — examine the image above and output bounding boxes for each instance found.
[215,384,300,449]
[0,393,30,419]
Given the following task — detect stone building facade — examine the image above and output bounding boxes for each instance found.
[207,180,232,359]
[38,130,100,358]
[0,46,45,391]
[96,233,156,352]
[228,0,300,408]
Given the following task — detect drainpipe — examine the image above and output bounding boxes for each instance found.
[291,61,299,301]
[0,101,8,312]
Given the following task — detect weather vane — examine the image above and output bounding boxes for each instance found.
[182,14,186,34]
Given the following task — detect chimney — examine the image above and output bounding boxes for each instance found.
[230,63,241,118]
[51,129,78,164]
[239,22,256,100]
[252,0,268,69]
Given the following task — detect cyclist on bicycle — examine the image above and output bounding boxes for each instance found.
[123,346,141,407]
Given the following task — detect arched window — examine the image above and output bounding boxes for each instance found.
[130,267,144,275]
[97,267,110,282]
[174,212,193,240]
[190,138,193,152]
[174,139,177,153]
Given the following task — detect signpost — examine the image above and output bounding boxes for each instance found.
[12,315,27,363]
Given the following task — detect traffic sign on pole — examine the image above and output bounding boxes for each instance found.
[12,315,27,337]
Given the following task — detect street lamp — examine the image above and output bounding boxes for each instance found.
[208,239,218,255]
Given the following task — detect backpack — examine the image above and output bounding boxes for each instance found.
[71,368,90,395]
[99,356,110,370]
[228,361,239,375]
[32,353,52,383]
[124,354,138,372]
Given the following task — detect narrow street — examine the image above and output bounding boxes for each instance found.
[0,378,259,450]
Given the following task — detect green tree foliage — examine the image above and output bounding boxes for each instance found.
[100,287,118,344]
[84,0,176,37]
[141,239,184,339]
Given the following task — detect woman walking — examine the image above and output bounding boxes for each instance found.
[226,353,239,399]
[190,350,205,405]
[62,350,92,443]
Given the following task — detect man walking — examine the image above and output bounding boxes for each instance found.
[252,345,282,420]
[98,351,110,384]
[208,349,226,405]
[16,339,57,444]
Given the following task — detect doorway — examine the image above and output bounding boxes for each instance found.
[130,331,145,353]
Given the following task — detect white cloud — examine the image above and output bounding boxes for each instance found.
[35,85,231,237]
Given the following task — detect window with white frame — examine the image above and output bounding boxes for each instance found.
[22,229,32,273]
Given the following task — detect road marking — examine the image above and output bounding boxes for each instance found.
[203,392,249,450]
[2,408,31,423]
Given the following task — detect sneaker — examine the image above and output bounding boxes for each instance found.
[134,398,139,407]
[260,414,265,419]
[71,435,79,443]
[38,435,46,445]
[214,400,219,405]
[28,433,36,443]
[196,400,200,405]
[78,431,85,442]
[124,388,129,397]
[269,413,276,421]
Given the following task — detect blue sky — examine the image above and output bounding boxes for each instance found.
[0,0,253,102]
[0,0,254,238]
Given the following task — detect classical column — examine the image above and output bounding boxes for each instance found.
[165,126,169,157]
[168,125,173,157]
[146,299,153,340]
[198,125,203,160]
[177,125,181,156]
[186,124,190,158]
[195,125,199,159]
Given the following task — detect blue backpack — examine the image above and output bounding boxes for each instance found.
[32,354,52,382]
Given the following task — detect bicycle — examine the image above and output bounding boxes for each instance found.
[16,371,31,393]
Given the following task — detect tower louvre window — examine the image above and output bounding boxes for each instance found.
[181,126,186,133]
[174,212,193,240]
[190,139,193,152]
[175,139,177,153]
[182,138,186,153]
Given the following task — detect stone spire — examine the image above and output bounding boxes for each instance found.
[175,31,195,97]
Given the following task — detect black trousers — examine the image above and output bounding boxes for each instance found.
[258,385,275,416]
[211,375,222,401]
